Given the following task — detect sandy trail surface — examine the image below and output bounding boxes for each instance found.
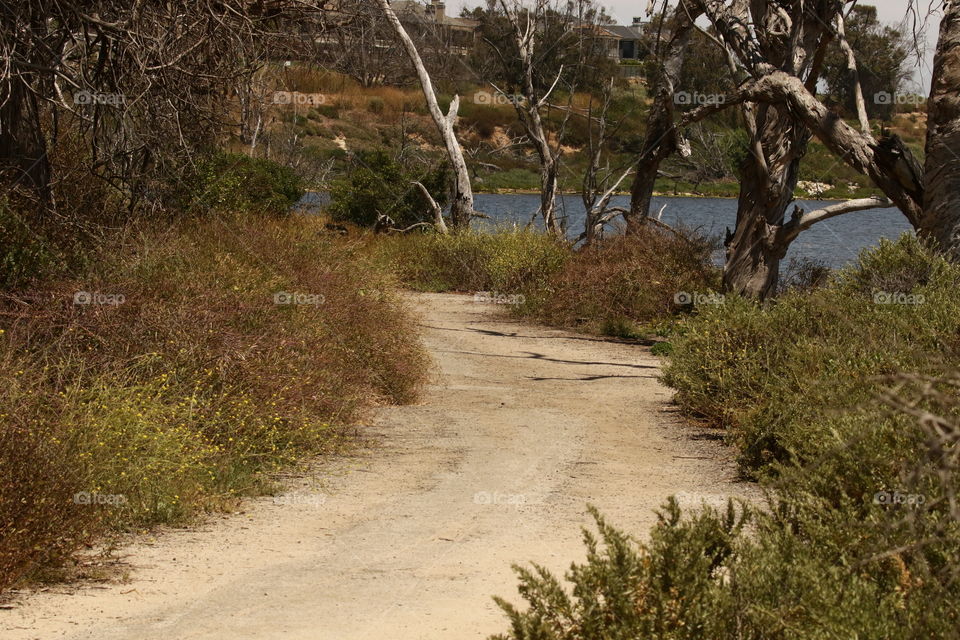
[3,293,754,640]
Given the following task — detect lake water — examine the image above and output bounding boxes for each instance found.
[298,192,914,269]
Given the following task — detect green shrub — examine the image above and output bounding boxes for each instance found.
[328,149,448,228]
[184,152,304,215]
[0,200,58,288]
[494,235,960,639]
[662,234,960,476]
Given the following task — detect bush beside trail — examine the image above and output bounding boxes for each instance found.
[0,214,427,593]
[378,225,719,338]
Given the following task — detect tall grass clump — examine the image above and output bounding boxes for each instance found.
[0,214,427,593]
[378,229,569,294]
[492,235,960,639]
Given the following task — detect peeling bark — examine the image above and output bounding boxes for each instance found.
[922,0,960,258]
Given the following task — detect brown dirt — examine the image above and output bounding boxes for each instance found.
[1,292,756,640]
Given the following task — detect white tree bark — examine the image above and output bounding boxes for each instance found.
[835,14,873,138]
[376,0,475,230]
[497,0,563,237]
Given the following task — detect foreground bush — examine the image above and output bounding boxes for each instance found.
[0,215,427,592]
[495,480,960,639]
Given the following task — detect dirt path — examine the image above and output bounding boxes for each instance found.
[3,293,754,640]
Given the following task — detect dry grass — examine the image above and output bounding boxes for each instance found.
[518,228,721,336]
[0,214,428,593]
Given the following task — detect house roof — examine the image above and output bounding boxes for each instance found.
[606,25,645,40]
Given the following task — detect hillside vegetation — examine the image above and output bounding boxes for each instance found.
[270,67,926,200]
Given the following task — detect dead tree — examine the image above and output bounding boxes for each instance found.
[495,0,566,237]
[580,79,634,245]
[376,0,476,231]
[0,0,307,219]
[483,0,612,237]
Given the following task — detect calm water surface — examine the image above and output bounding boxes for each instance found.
[299,191,913,269]
[473,193,913,269]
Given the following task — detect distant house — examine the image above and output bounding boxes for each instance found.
[391,1,480,56]
[574,18,649,77]
[608,19,648,62]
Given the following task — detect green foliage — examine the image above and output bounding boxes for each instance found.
[328,149,448,228]
[821,5,911,120]
[0,200,58,288]
[185,152,304,215]
[494,235,960,639]
[476,168,542,192]
[662,234,960,475]
[650,341,673,356]
[465,3,619,96]
[496,492,960,639]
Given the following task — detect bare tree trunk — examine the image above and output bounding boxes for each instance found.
[626,1,700,233]
[376,0,474,230]
[730,72,925,226]
[722,105,807,298]
[922,0,960,258]
[581,80,634,246]
[535,138,560,236]
[496,0,564,237]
